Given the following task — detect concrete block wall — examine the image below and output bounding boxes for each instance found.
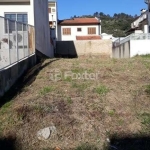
[0,54,36,97]
[56,40,112,57]
[112,41,130,58]
[113,39,150,58]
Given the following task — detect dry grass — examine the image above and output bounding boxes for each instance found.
[0,56,150,150]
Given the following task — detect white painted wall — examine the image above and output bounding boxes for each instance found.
[48,1,58,39]
[49,13,57,21]
[34,0,53,57]
[102,34,113,40]
[48,1,57,22]
[0,2,34,25]
[130,40,150,57]
[58,25,101,41]
[148,3,150,32]
[0,0,54,57]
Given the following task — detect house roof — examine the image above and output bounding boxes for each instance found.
[126,27,139,33]
[76,36,101,40]
[58,18,100,25]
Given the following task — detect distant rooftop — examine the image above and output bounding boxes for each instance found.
[59,18,100,25]
[76,36,101,40]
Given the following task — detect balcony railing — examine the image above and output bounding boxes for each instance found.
[0,16,35,70]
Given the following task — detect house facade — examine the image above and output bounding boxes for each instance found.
[57,17,101,41]
[127,9,148,34]
[0,0,54,57]
[48,0,58,38]
[145,0,150,32]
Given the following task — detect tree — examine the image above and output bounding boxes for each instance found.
[71,12,137,37]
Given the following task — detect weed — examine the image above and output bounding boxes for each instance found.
[22,86,29,92]
[140,112,150,126]
[0,101,12,115]
[15,105,30,121]
[72,68,84,74]
[33,105,44,113]
[118,119,124,126]
[112,58,117,64]
[72,82,89,91]
[64,76,72,82]
[145,85,150,95]
[108,109,115,117]
[37,76,43,79]
[87,69,94,73]
[95,85,109,95]
[142,61,150,69]
[140,54,150,58]
[66,97,73,104]
[40,86,53,95]
[75,143,98,150]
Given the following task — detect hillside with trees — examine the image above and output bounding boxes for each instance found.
[71,12,138,37]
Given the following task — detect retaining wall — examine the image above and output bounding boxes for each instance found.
[0,54,36,97]
[56,40,112,57]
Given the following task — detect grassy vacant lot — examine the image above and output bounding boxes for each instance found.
[0,56,150,150]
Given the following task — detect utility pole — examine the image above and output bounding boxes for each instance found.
[145,0,150,32]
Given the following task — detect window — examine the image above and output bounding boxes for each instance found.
[52,8,56,13]
[48,7,55,13]
[48,8,51,13]
[77,28,82,32]
[5,13,28,33]
[49,3,55,7]
[63,28,71,35]
[88,27,96,34]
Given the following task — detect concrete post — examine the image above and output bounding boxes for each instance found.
[7,19,11,65]
[145,0,150,32]
[148,2,150,32]
[15,21,19,62]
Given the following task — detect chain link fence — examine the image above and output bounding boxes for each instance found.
[0,16,35,70]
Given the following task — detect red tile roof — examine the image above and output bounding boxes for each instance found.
[59,18,100,25]
[76,36,101,40]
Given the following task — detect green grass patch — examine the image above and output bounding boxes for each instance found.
[75,143,98,150]
[108,109,116,117]
[72,82,89,91]
[140,54,150,58]
[145,85,150,95]
[0,101,12,115]
[63,76,72,82]
[95,85,109,95]
[112,58,118,64]
[40,86,54,95]
[66,97,73,104]
[140,112,150,126]
[71,68,84,74]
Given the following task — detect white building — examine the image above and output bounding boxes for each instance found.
[58,17,101,41]
[101,33,113,40]
[129,9,149,34]
[0,0,54,57]
[48,0,58,39]
[145,0,150,32]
